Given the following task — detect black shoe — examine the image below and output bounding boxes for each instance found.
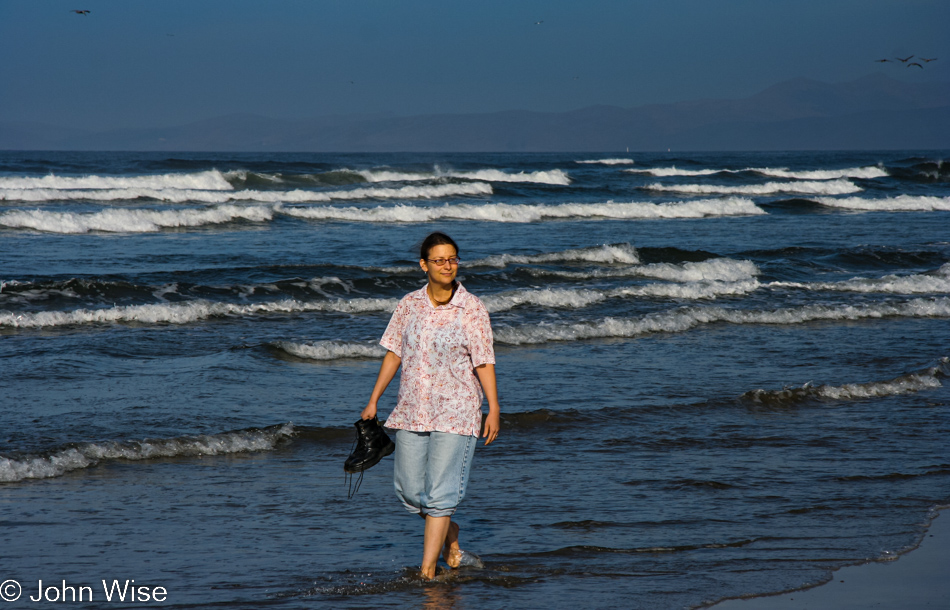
[344,417,395,474]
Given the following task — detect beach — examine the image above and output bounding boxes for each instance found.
[710,509,950,609]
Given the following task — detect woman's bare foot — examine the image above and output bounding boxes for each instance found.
[442,520,461,568]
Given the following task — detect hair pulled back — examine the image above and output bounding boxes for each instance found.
[420,232,459,260]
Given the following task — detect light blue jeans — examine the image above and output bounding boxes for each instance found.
[393,429,478,518]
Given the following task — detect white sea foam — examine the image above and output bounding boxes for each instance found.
[627,166,887,180]
[0,182,492,204]
[273,340,386,360]
[743,358,948,404]
[1,272,763,329]
[359,168,571,186]
[609,279,760,300]
[576,158,635,165]
[749,166,888,180]
[0,205,274,234]
[471,244,641,267]
[483,288,608,312]
[626,167,719,177]
[645,179,861,196]
[636,259,759,282]
[0,170,234,191]
[0,296,400,328]
[772,264,950,295]
[813,195,950,212]
[493,297,950,345]
[0,424,295,483]
[278,197,765,223]
[485,280,759,309]
[524,259,760,282]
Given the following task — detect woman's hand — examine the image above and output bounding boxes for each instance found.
[361,402,378,421]
[482,409,500,445]
[475,363,501,445]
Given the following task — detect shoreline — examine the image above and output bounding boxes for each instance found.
[707,508,950,609]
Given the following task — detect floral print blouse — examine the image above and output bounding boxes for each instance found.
[381,283,495,437]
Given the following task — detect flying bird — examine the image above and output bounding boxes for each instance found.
[875,59,891,63]
[907,62,924,69]
[921,57,938,63]
[534,20,543,25]
[895,55,914,63]
[71,9,90,15]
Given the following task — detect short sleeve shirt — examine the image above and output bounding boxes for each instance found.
[380,283,495,437]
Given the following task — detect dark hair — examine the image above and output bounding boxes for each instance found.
[419,232,459,260]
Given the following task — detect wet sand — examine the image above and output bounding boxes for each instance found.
[710,510,950,609]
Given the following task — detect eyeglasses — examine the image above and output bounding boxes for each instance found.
[426,257,460,266]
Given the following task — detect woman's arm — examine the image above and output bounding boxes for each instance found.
[361,351,402,420]
[475,363,500,445]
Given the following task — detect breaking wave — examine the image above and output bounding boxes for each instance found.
[0,205,274,234]
[0,296,400,328]
[524,259,760,283]
[358,168,571,185]
[771,264,950,294]
[1,274,760,329]
[0,424,295,483]
[0,182,492,204]
[493,297,950,345]
[272,340,386,361]
[628,166,886,180]
[813,195,950,212]
[0,170,234,191]
[278,197,765,223]
[470,243,641,267]
[742,358,948,405]
[576,158,635,165]
[645,179,861,196]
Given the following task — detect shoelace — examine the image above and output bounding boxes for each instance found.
[344,433,364,499]
[345,469,364,499]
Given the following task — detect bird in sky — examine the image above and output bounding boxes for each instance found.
[71,9,90,15]
[895,55,914,63]
[534,20,543,25]
[907,62,924,69]
[921,57,938,63]
[875,59,891,63]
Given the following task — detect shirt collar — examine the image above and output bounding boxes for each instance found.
[411,282,468,308]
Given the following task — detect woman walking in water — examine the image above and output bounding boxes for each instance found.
[361,231,501,579]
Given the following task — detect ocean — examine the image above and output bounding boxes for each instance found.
[1,150,948,609]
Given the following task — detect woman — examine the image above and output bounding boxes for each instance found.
[361,231,501,580]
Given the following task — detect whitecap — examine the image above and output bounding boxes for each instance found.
[493,297,950,345]
[0,296,400,328]
[813,195,950,212]
[0,424,295,483]
[743,358,948,404]
[0,170,234,191]
[0,182,492,204]
[576,159,635,165]
[770,264,950,294]
[277,197,766,224]
[0,205,274,234]
[359,168,570,185]
[645,179,861,196]
[471,244,641,267]
[273,340,386,361]
[524,258,760,283]
[626,166,887,180]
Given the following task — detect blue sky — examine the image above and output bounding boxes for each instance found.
[1,0,947,130]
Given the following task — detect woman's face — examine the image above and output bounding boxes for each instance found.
[420,243,459,287]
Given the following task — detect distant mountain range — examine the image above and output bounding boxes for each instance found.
[2,74,948,152]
